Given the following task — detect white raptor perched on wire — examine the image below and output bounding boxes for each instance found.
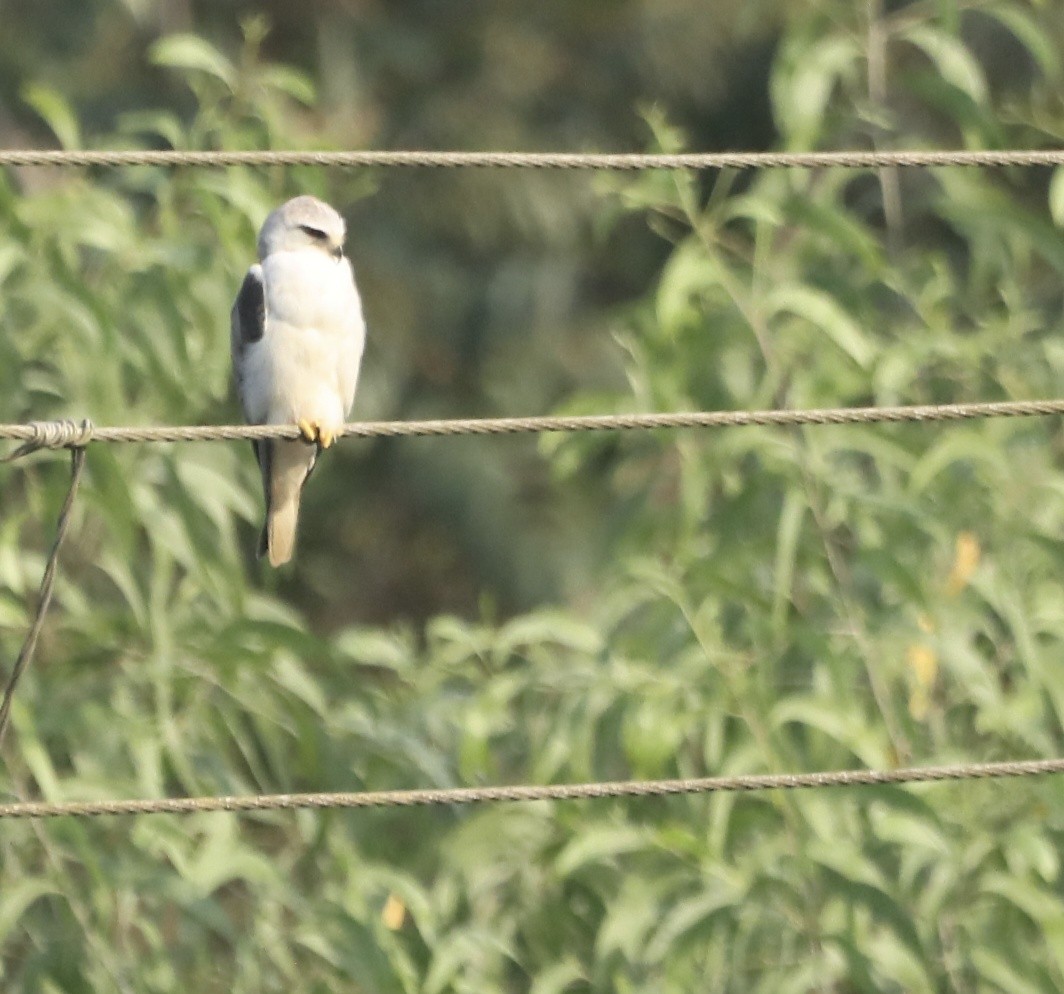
[231,195,365,566]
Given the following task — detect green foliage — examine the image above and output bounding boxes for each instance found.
[5,2,1064,992]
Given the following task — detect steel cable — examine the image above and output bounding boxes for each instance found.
[2,758,1063,820]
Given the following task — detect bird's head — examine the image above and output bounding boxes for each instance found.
[257,195,347,261]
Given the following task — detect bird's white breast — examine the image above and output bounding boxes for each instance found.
[242,250,365,427]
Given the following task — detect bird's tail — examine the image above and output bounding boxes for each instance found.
[262,500,299,566]
[258,440,315,566]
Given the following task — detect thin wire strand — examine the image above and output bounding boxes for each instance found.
[2,757,1062,820]
[2,148,1064,170]
[0,446,87,747]
[3,399,1064,451]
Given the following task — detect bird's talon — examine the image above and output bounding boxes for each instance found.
[319,427,336,449]
[298,418,319,444]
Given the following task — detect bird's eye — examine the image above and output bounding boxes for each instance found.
[299,225,328,240]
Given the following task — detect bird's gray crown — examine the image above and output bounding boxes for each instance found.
[257,195,346,260]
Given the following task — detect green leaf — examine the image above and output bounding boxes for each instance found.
[772,488,806,639]
[812,855,926,965]
[21,84,80,149]
[150,34,236,88]
[902,25,988,103]
[496,610,603,656]
[1050,167,1064,229]
[765,283,875,369]
[258,65,317,106]
[0,880,61,945]
[772,696,888,765]
[983,874,1064,978]
[655,239,723,335]
[554,825,655,875]
[907,430,1009,495]
[772,34,861,147]
[981,4,1062,82]
[645,888,740,962]
[971,947,1048,994]
[116,109,187,150]
[528,959,586,994]
[596,877,664,961]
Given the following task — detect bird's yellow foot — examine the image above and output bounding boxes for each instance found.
[297,419,337,449]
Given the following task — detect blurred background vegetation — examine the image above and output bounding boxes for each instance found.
[5,0,1064,990]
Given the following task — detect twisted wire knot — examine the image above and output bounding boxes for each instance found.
[3,419,94,462]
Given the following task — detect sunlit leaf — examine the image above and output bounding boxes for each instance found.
[20,84,80,149]
[765,283,875,368]
[902,25,988,103]
[149,34,236,88]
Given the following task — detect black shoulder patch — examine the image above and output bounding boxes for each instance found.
[236,270,266,345]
